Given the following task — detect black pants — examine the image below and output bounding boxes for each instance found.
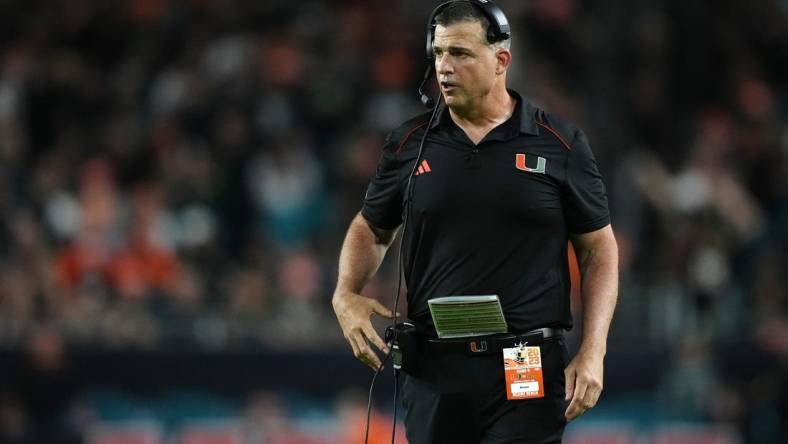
[398,336,569,444]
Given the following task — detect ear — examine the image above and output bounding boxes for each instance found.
[495,48,512,75]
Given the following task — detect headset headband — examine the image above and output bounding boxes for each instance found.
[425,0,511,61]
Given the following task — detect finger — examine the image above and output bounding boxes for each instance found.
[370,300,394,318]
[349,332,378,369]
[583,386,601,409]
[356,336,382,370]
[362,324,389,354]
[345,333,360,358]
[564,366,576,401]
[564,398,584,422]
[564,396,580,421]
[565,380,588,421]
[347,333,363,361]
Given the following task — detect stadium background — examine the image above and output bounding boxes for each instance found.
[0,0,786,443]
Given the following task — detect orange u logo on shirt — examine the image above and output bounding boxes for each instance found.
[516,154,546,174]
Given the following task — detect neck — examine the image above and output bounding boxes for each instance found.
[448,84,514,128]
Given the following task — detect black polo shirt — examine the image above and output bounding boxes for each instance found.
[361,90,610,334]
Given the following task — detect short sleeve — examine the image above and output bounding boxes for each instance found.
[361,133,404,229]
[563,129,610,233]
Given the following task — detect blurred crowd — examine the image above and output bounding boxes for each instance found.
[0,0,787,442]
[0,0,427,349]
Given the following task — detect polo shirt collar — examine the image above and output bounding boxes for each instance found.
[429,89,540,136]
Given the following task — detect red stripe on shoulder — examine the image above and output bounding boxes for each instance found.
[536,121,572,151]
[396,121,429,154]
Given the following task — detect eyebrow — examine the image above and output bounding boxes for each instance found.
[432,45,474,53]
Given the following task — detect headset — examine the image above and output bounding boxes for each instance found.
[418,0,511,108]
[365,2,512,443]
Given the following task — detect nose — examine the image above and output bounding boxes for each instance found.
[436,53,453,76]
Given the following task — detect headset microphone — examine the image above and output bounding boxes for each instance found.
[418,65,436,108]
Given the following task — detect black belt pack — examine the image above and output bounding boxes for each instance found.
[385,322,422,374]
[385,323,563,375]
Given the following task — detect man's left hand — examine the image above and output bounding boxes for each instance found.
[564,348,604,421]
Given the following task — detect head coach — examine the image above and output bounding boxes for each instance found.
[331,1,619,442]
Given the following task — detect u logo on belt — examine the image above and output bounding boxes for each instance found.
[469,340,488,353]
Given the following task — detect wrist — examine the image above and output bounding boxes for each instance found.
[578,339,607,357]
[331,289,348,307]
[332,287,357,304]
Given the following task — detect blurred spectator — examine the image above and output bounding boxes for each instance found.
[12,324,82,444]
[246,137,327,247]
[0,394,28,444]
[106,181,179,301]
[267,248,335,347]
[52,158,122,295]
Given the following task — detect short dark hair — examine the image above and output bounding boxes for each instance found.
[434,2,507,45]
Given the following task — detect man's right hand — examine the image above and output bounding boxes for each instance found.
[332,290,394,370]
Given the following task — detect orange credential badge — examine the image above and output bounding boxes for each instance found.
[503,343,545,400]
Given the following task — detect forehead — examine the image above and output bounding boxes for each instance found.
[433,21,486,48]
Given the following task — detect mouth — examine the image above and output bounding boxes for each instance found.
[440,81,459,93]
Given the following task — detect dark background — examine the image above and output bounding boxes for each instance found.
[0,0,786,443]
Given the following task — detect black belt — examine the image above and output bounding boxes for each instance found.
[388,324,564,372]
[424,327,563,356]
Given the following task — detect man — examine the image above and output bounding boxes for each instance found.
[332,2,618,443]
